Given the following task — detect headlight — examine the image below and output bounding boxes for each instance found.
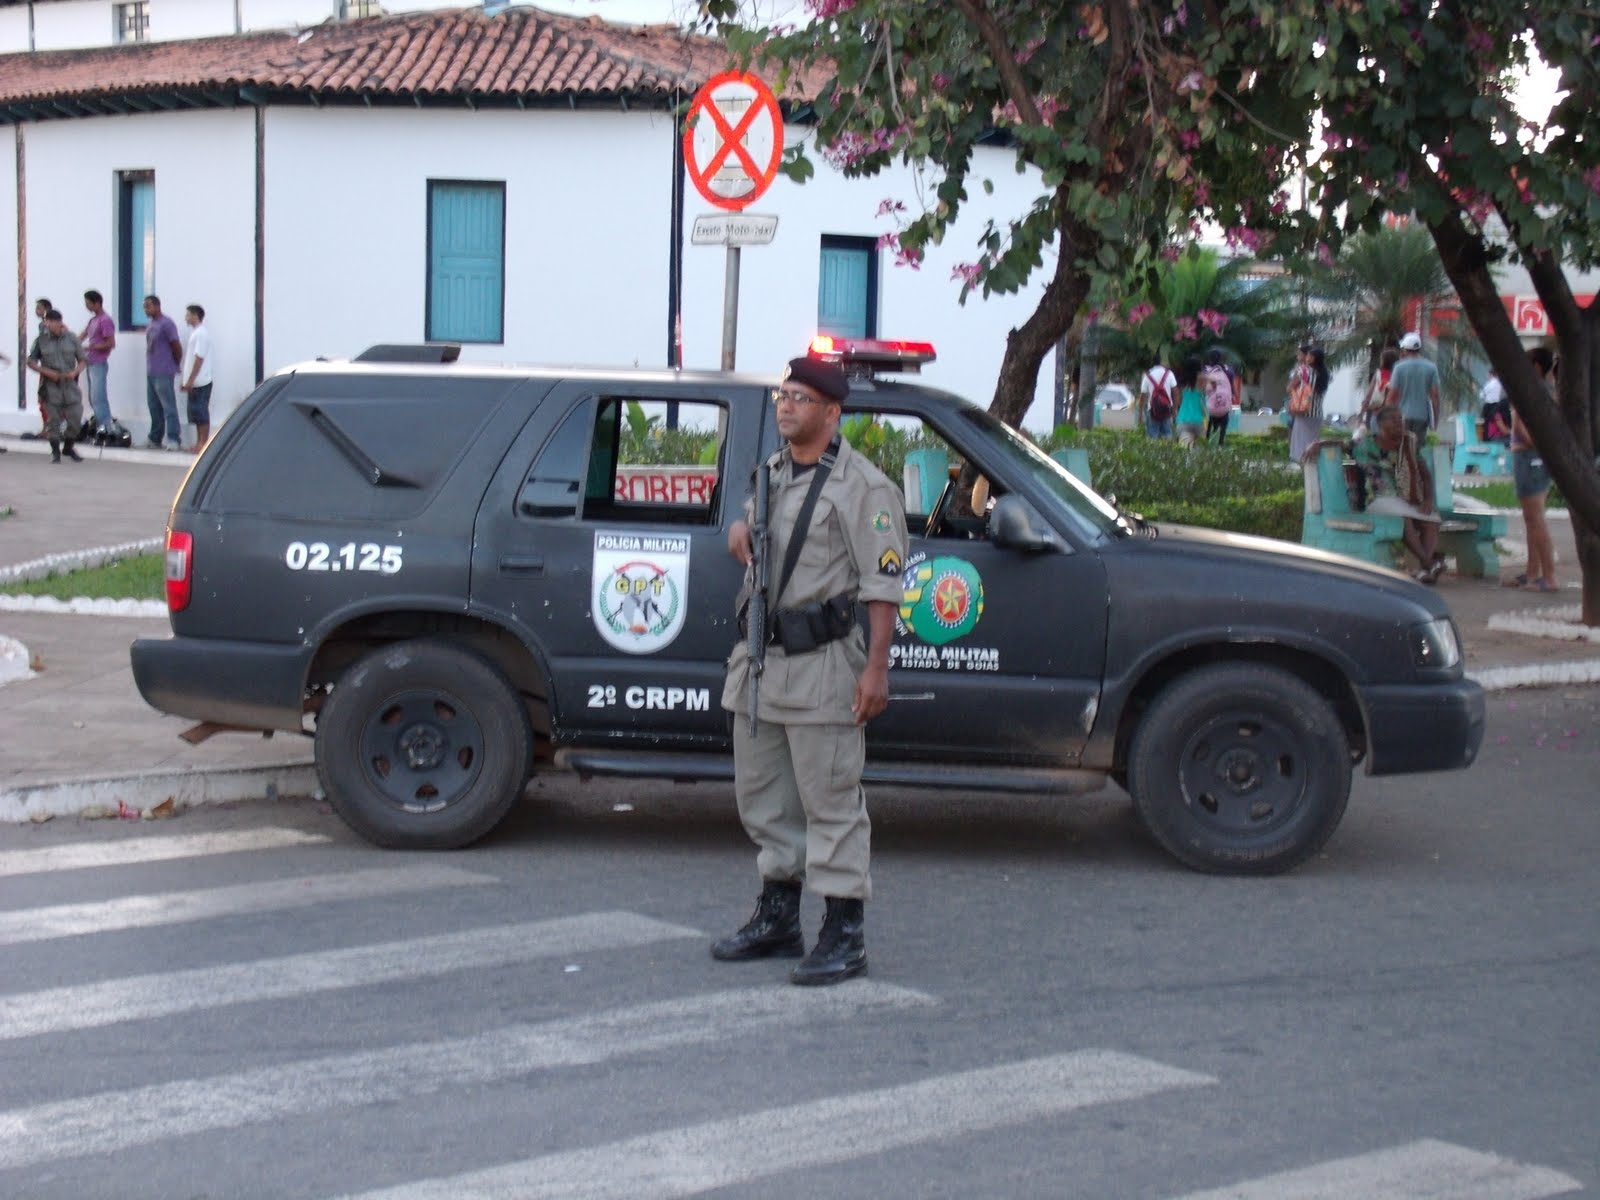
[1411,617,1461,671]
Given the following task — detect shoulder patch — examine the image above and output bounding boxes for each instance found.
[878,549,903,577]
[872,510,892,532]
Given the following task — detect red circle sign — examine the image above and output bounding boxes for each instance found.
[683,71,783,212]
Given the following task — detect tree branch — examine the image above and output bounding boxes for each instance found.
[948,0,1043,127]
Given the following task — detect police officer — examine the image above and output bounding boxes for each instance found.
[714,355,908,986]
[26,309,87,464]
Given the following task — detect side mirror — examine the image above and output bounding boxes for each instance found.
[989,495,1059,553]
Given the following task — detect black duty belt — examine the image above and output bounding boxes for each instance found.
[739,591,856,654]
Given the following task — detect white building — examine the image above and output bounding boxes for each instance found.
[0,1,1062,443]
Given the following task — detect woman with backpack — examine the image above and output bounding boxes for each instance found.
[1288,341,1330,463]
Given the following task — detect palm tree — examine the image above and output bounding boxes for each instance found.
[1294,221,1485,410]
[1094,246,1302,385]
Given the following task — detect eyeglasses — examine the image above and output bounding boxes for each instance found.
[771,387,823,408]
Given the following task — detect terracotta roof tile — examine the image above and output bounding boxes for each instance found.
[0,5,785,117]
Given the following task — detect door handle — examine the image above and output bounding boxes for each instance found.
[498,554,545,574]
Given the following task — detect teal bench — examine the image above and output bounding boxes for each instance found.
[1301,441,1504,576]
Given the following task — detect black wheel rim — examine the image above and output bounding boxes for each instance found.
[1176,707,1309,838]
[358,688,485,815]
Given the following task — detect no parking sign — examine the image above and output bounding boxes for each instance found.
[683,71,783,212]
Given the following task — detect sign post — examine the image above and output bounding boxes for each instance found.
[682,71,784,370]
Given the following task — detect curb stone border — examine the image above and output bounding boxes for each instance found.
[0,762,320,824]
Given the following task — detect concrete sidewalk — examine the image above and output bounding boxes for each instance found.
[2,430,1596,824]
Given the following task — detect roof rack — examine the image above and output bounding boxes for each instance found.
[353,343,462,364]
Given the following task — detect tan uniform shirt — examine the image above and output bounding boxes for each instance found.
[723,437,908,725]
[28,330,85,402]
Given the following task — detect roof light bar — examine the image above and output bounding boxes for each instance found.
[809,335,937,377]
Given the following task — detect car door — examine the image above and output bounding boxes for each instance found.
[471,378,759,749]
[851,401,1112,768]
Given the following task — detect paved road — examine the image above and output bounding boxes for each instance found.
[2,689,1594,1199]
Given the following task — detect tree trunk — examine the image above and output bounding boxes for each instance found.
[989,203,1098,429]
[1425,208,1600,625]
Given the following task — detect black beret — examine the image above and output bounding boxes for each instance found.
[782,355,849,403]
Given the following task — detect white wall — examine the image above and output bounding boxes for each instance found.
[155,0,240,39]
[677,128,1059,428]
[4,98,1064,439]
[1,108,257,439]
[262,105,676,371]
[28,0,113,50]
[2,129,21,420]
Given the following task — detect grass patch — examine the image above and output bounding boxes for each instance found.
[0,552,165,600]
[1457,479,1565,509]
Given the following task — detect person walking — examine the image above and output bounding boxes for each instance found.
[1478,368,1511,443]
[1174,354,1206,447]
[714,354,908,986]
[80,289,117,434]
[25,308,87,463]
[180,304,214,454]
[1288,342,1329,463]
[1386,331,1440,444]
[1503,347,1561,592]
[143,294,184,450]
[1201,347,1236,446]
[21,297,52,439]
[1138,357,1177,439]
[1358,346,1400,435]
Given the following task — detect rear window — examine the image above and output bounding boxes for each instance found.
[206,375,513,519]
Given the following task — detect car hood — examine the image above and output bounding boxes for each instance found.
[1130,522,1450,619]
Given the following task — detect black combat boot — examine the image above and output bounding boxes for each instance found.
[710,879,804,961]
[48,439,61,464]
[789,897,866,986]
[62,439,82,462]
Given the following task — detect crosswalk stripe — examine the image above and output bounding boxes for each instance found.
[1169,1138,1582,1200]
[0,980,936,1170]
[0,865,495,947]
[336,1049,1214,1200]
[0,911,702,1040]
[0,827,331,879]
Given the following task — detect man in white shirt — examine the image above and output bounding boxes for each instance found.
[1138,358,1178,439]
[180,304,214,454]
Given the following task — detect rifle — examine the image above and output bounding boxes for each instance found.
[746,462,772,735]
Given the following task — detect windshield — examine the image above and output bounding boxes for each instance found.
[956,408,1124,540]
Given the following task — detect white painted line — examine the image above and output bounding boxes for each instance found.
[0,827,330,878]
[0,864,495,947]
[0,981,935,1170]
[0,911,703,1040]
[0,594,168,616]
[339,1050,1214,1200]
[1170,1138,1582,1200]
[0,537,163,586]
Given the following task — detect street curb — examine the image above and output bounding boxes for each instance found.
[0,761,319,824]
[1469,661,1600,692]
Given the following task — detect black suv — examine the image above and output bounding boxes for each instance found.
[131,342,1484,874]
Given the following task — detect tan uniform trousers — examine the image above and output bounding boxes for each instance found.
[733,717,871,901]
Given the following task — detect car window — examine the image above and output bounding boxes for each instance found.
[954,408,1123,539]
[207,375,510,519]
[518,395,724,526]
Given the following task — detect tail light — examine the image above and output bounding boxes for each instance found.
[165,530,193,613]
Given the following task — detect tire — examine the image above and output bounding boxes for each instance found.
[315,639,533,849]
[1127,663,1350,875]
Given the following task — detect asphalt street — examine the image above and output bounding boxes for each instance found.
[1,687,1595,1199]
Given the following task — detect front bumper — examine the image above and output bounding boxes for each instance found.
[131,636,308,733]
[1359,677,1486,775]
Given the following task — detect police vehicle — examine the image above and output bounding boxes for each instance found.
[130,338,1484,874]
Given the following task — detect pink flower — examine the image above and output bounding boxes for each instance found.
[1177,70,1205,93]
[806,0,855,17]
[1160,244,1182,262]
[1174,316,1199,341]
[1193,182,1210,205]
[1197,308,1229,335]
[1586,165,1600,197]
[1178,129,1201,151]
[1315,241,1335,267]
[876,198,907,217]
[1126,302,1156,324]
[951,262,983,287]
